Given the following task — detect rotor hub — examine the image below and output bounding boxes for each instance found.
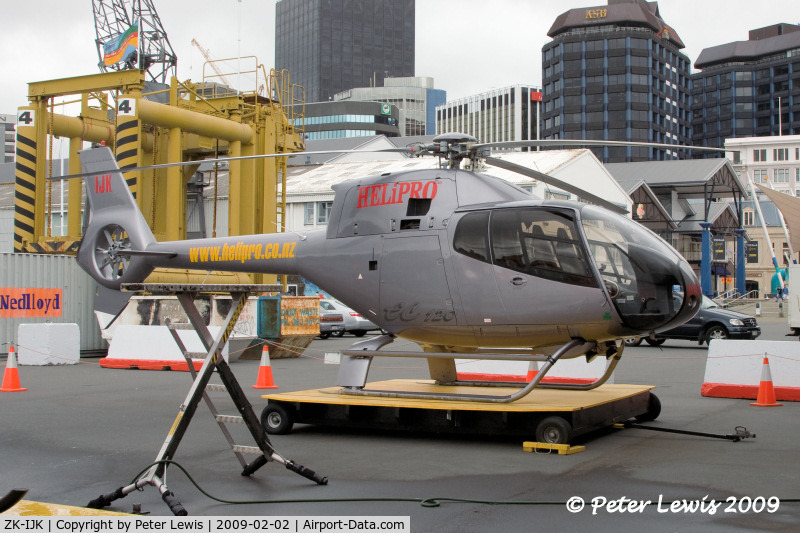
[409,133,488,168]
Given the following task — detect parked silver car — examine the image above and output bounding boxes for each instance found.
[318,300,345,339]
[320,299,380,337]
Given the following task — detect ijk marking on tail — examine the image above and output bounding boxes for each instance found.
[94,174,112,194]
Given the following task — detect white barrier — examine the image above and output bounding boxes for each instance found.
[702,339,800,401]
[456,356,614,384]
[17,323,80,365]
[100,325,229,371]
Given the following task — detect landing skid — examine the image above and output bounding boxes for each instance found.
[336,335,623,403]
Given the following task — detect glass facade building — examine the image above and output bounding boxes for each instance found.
[294,101,401,140]
[541,1,692,163]
[275,0,415,104]
[334,77,445,136]
[692,24,800,152]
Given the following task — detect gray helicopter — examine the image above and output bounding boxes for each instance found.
[75,134,703,401]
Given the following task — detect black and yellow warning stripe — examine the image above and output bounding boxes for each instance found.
[13,132,37,252]
[23,240,81,254]
[115,117,139,198]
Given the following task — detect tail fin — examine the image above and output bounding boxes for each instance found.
[76,147,156,290]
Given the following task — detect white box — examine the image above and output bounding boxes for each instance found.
[17,323,80,365]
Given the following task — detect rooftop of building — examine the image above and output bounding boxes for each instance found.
[605,158,746,199]
[547,0,684,49]
[695,23,800,69]
[436,85,542,108]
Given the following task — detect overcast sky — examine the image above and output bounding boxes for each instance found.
[1,0,797,114]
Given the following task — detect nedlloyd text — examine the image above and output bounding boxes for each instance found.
[0,288,62,318]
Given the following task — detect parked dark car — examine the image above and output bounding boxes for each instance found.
[625,294,760,347]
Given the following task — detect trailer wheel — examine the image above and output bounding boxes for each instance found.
[635,393,662,422]
[261,404,294,435]
[535,416,573,445]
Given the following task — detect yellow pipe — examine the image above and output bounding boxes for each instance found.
[166,127,182,241]
[228,140,241,236]
[137,98,253,144]
[67,137,82,237]
[240,142,255,235]
[34,101,48,241]
[50,113,114,144]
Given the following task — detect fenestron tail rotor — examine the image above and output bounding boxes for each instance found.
[94,224,132,282]
[76,147,163,289]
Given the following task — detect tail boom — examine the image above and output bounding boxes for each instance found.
[147,233,304,276]
[77,146,308,289]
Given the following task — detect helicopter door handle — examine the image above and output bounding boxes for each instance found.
[511,277,526,286]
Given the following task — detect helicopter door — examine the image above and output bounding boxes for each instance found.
[379,234,455,328]
[489,207,604,331]
[450,211,509,328]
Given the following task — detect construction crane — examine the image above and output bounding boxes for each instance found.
[92,0,177,84]
[190,38,233,87]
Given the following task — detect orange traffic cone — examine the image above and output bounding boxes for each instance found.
[750,357,782,407]
[526,361,538,382]
[252,345,278,389]
[1,346,27,392]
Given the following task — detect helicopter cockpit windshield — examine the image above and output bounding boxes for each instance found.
[580,205,694,331]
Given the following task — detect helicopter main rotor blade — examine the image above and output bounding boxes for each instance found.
[483,156,628,215]
[50,147,412,182]
[472,139,727,154]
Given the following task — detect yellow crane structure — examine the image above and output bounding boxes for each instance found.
[13,64,305,285]
[190,38,233,89]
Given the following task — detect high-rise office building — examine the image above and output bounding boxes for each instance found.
[692,24,800,151]
[541,0,692,163]
[1,114,15,164]
[275,0,415,104]
[435,85,542,146]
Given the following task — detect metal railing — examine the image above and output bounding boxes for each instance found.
[718,288,740,300]
[718,290,760,308]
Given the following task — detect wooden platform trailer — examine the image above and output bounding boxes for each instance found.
[260,380,661,445]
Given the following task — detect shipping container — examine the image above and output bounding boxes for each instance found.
[0,253,105,355]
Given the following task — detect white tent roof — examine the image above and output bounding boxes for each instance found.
[285,149,632,213]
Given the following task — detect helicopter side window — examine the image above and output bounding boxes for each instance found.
[490,208,597,287]
[453,211,490,263]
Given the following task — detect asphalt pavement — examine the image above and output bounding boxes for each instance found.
[1,316,799,532]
